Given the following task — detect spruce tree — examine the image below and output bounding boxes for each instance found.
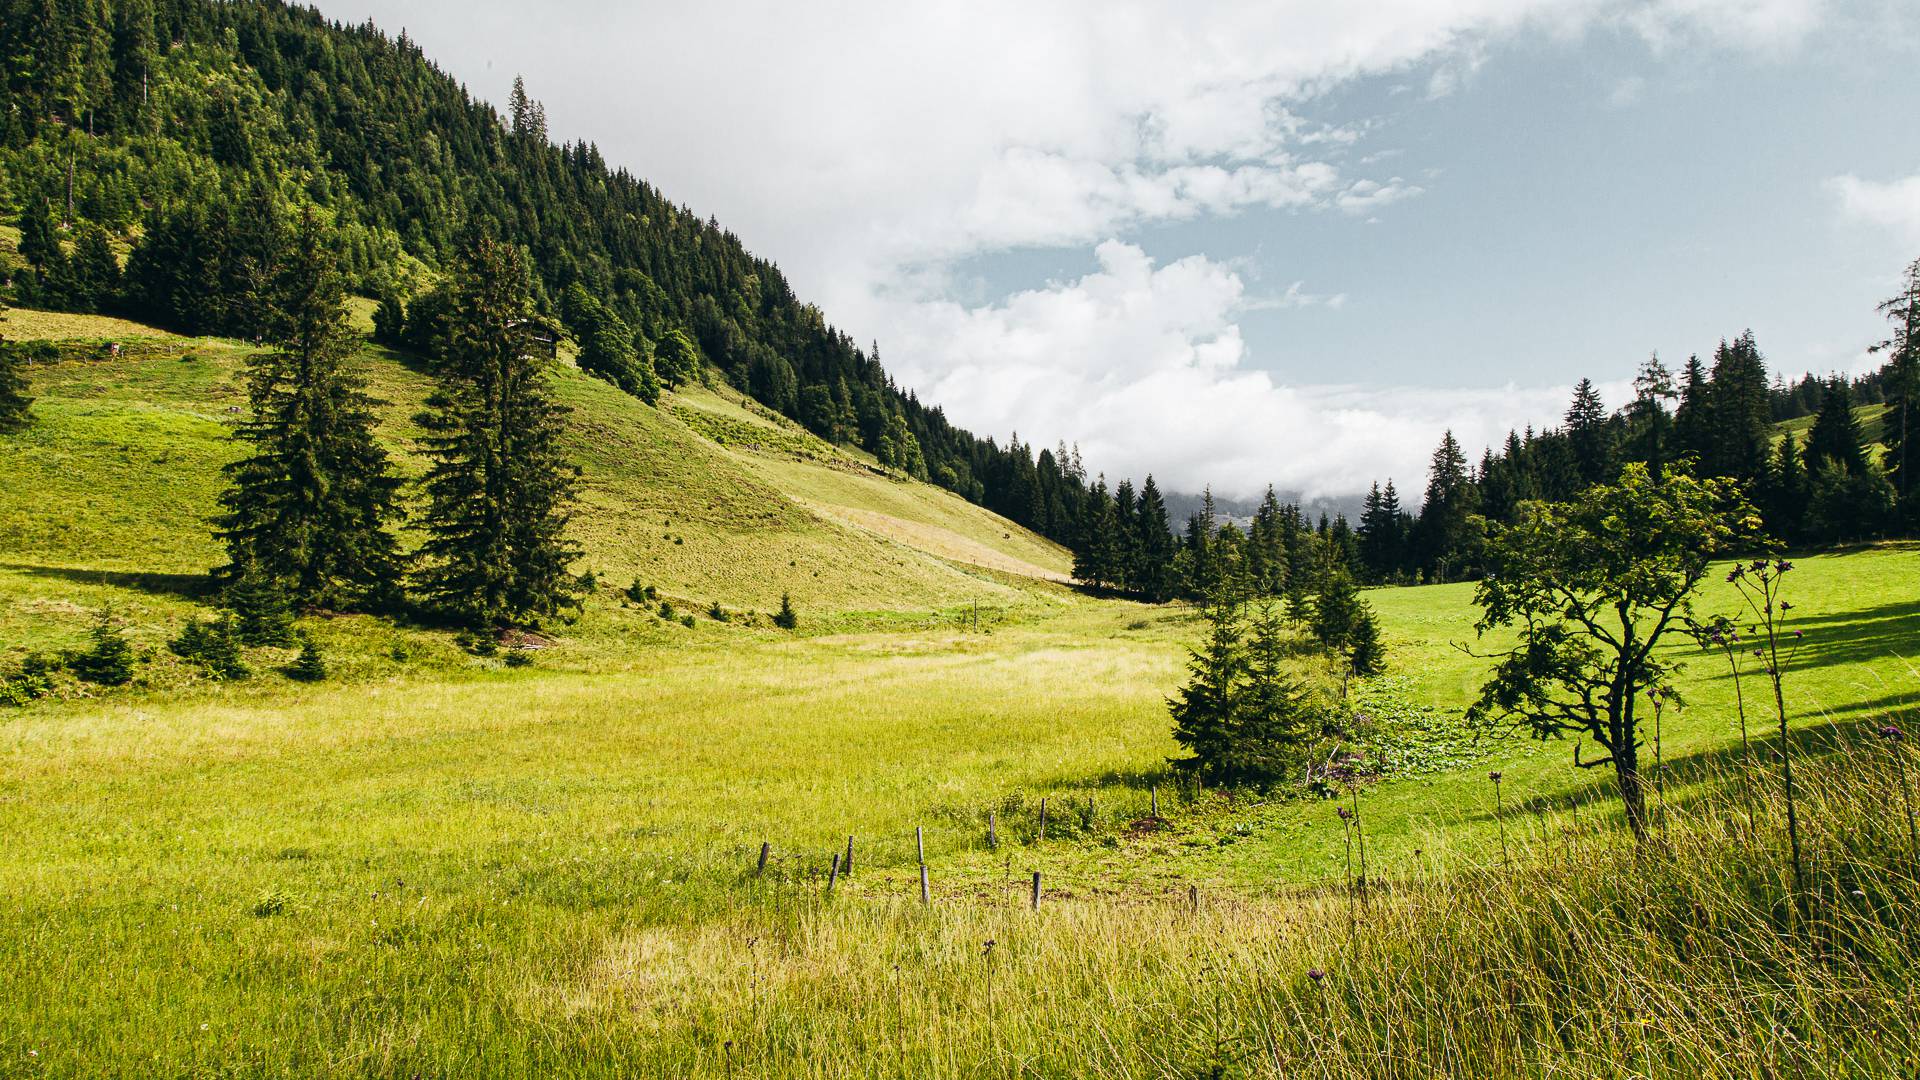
[0,298,34,432]
[1168,594,1248,785]
[69,609,136,686]
[17,193,60,268]
[1804,377,1867,476]
[1875,260,1920,504]
[1135,475,1177,601]
[1236,601,1319,782]
[66,222,122,312]
[1564,378,1612,486]
[216,209,402,611]
[1346,608,1386,678]
[415,236,583,629]
[1706,332,1773,482]
[285,634,327,682]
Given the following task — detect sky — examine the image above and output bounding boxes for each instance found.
[318,0,1920,500]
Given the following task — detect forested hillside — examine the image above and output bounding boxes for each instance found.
[0,0,1092,543]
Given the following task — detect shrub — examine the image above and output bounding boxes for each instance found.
[680,614,695,629]
[773,592,798,630]
[284,635,327,682]
[708,601,729,623]
[1,653,60,707]
[503,650,534,668]
[69,610,137,686]
[170,616,250,680]
[627,579,657,604]
[225,569,297,647]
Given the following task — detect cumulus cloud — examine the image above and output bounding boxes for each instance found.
[870,242,1589,499]
[1829,172,1920,245]
[326,0,1844,494]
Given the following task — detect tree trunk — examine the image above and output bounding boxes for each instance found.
[1615,734,1649,844]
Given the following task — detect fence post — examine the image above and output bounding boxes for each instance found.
[1038,799,1048,842]
[844,835,855,878]
[827,851,841,894]
[1030,871,1042,910]
[756,841,770,876]
[1151,786,1159,818]
[988,810,998,849]
[916,825,925,865]
[920,863,931,906]
[1189,883,1198,912]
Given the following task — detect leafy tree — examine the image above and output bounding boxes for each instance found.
[654,327,702,389]
[414,236,583,629]
[216,209,402,611]
[1466,463,1755,841]
[0,298,34,432]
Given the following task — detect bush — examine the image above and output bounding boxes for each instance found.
[1,653,60,707]
[284,635,327,682]
[708,601,728,623]
[69,610,137,686]
[627,579,657,604]
[503,650,534,668]
[226,569,297,647]
[170,616,250,680]
[773,592,798,630]
[680,614,695,629]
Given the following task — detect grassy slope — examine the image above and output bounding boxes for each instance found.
[0,307,1073,668]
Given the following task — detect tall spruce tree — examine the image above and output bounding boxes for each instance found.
[216,209,403,610]
[1706,333,1773,483]
[0,298,34,431]
[1804,377,1867,477]
[1564,378,1612,486]
[1135,475,1177,602]
[415,236,583,629]
[1875,260,1920,505]
[1418,430,1477,582]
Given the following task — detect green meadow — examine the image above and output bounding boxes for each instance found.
[3,308,1919,1076]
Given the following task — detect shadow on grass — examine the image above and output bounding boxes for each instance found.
[1,562,215,601]
[1678,598,1920,679]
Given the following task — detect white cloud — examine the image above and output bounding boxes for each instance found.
[1829,172,1920,245]
[870,242,1590,498]
[329,0,1845,495]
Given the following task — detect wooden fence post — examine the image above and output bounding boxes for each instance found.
[1030,871,1042,910]
[1151,786,1159,818]
[1189,883,1198,912]
[987,810,998,849]
[844,835,855,878]
[756,841,770,876]
[920,863,931,906]
[916,825,925,865]
[1038,799,1048,842]
[827,852,841,894]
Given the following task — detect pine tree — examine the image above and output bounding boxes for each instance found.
[1625,353,1676,470]
[773,591,798,630]
[17,193,60,268]
[415,236,583,629]
[69,608,136,686]
[1346,607,1386,677]
[170,615,250,680]
[1310,566,1365,655]
[1706,333,1773,483]
[216,209,403,611]
[224,565,297,646]
[371,292,406,347]
[285,634,327,682]
[1804,377,1867,476]
[1236,601,1319,782]
[1564,378,1612,486]
[1168,595,1249,785]
[64,223,123,312]
[1875,260,1920,504]
[1135,475,1177,602]
[0,298,34,432]
[1673,356,1711,464]
[1418,430,1477,582]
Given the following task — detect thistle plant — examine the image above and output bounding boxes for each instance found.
[1489,771,1508,867]
[1883,724,1918,877]
[1690,613,1756,833]
[1724,558,1809,912]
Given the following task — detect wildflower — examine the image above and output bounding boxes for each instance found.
[1337,807,1352,821]
[1776,560,1793,573]
[1879,724,1904,742]
[1726,569,1742,583]
[1307,968,1326,983]
[1780,601,1793,611]
[983,939,996,957]
[1793,630,1803,638]
[1488,771,1503,783]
